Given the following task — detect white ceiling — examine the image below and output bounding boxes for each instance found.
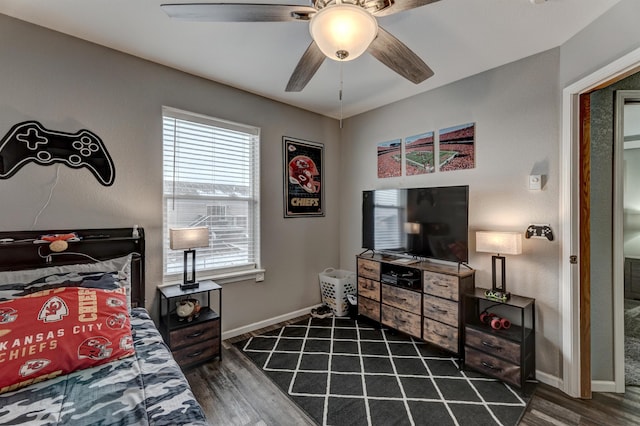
[0,0,621,119]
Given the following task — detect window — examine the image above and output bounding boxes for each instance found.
[162,107,260,282]
[374,189,406,251]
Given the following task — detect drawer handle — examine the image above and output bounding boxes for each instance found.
[432,305,447,313]
[481,341,502,350]
[188,350,204,358]
[186,331,205,338]
[433,282,449,287]
[481,361,502,372]
[434,331,448,338]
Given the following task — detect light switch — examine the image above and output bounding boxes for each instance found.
[529,175,542,190]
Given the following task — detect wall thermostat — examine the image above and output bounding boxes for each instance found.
[529,175,542,190]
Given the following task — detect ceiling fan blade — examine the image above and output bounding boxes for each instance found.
[161,3,317,22]
[286,41,326,92]
[367,27,434,84]
[373,0,440,17]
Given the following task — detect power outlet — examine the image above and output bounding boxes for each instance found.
[529,175,542,190]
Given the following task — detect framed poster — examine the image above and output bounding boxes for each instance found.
[377,138,402,178]
[439,122,476,172]
[283,136,324,218]
[405,131,435,175]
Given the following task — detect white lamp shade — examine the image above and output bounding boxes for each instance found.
[476,231,522,255]
[309,4,378,61]
[404,222,421,235]
[170,227,209,250]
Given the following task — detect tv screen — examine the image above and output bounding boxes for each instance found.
[362,185,469,263]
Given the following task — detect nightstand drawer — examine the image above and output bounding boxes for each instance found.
[423,271,458,301]
[358,295,380,319]
[173,338,219,367]
[423,318,458,352]
[358,258,380,280]
[465,327,520,364]
[169,319,219,350]
[423,294,458,326]
[382,284,421,314]
[382,305,421,338]
[465,346,521,388]
[358,277,380,301]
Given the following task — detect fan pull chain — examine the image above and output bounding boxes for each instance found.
[339,62,343,129]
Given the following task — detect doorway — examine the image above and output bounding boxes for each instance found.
[561,46,640,399]
[616,92,640,389]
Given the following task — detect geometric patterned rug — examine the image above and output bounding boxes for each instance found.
[235,316,534,426]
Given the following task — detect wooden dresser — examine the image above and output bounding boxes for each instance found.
[356,253,475,355]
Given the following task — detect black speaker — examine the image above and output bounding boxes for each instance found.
[362,191,374,249]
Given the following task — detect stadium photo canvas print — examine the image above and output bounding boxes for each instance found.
[405,131,435,175]
[439,123,476,172]
[283,136,324,218]
[377,138,402,178]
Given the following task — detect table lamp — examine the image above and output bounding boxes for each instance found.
[476,231,522,301]
[170,227,209,290]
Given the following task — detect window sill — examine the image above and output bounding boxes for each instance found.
[162,268,265,287]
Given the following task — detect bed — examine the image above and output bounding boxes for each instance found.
[0,228,208,425]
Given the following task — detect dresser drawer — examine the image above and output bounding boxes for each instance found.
[358,258,381,280]
[423,271,459,301]
[358,295,380,320]
[358,277,380,301]
[382,284,421,314]
[465,327,520,365]
[382,305,421,338]
[172,338,219,367]
[465,346,521,388]
[169,319,219,350]
[423,318,458,353]
[423,294,458,327]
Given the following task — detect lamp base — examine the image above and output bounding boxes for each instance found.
[485,289,510,302]
[180,282,200,291]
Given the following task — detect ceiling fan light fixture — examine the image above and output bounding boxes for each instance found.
[309,4,378,62]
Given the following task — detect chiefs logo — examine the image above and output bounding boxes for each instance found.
[38,297,69,323]
[120,335,133,351]
[19,359,51,377]
[0,307,18,324]
[106,297,124,307]
[106,313,127,329]
[78,336,113,360]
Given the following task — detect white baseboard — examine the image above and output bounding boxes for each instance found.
[592,380,617,393]
[535,370,562,389]
[222,304,322,340]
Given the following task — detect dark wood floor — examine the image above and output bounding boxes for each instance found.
[186,317,640,425]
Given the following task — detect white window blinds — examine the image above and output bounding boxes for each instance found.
[162,107,260,280]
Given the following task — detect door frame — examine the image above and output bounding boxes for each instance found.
[561,47,640,398]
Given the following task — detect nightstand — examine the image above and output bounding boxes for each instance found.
[158,280,222,368]
[462,288,535,388]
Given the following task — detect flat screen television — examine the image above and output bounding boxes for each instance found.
[362,185,469,263]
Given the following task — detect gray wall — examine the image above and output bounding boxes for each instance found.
[0,14,341,331]
[340,49,562,378]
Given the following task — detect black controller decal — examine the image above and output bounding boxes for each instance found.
[0,121,115,186]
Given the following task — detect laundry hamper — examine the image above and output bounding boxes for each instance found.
[318,268,357,317]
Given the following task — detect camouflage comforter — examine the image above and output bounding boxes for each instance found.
[0,308,208,425]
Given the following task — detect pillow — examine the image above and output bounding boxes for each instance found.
[0,255,132,309]
[0,286,134,395]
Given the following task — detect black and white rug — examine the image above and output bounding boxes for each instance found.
[235,316,533,426]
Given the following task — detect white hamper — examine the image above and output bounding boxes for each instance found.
[318,268,356,316]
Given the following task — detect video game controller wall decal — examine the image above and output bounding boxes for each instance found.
[525,224,554,241]
[0,121,115,186]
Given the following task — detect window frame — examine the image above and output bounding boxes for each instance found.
[162,106,262,284]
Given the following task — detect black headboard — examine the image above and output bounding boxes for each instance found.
[0,227,145,308]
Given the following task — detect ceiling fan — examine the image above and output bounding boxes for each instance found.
[161,0,439,92]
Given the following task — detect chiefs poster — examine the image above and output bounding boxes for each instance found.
[283,137,324,218]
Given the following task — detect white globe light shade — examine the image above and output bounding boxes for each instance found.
[309,4,378,61]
